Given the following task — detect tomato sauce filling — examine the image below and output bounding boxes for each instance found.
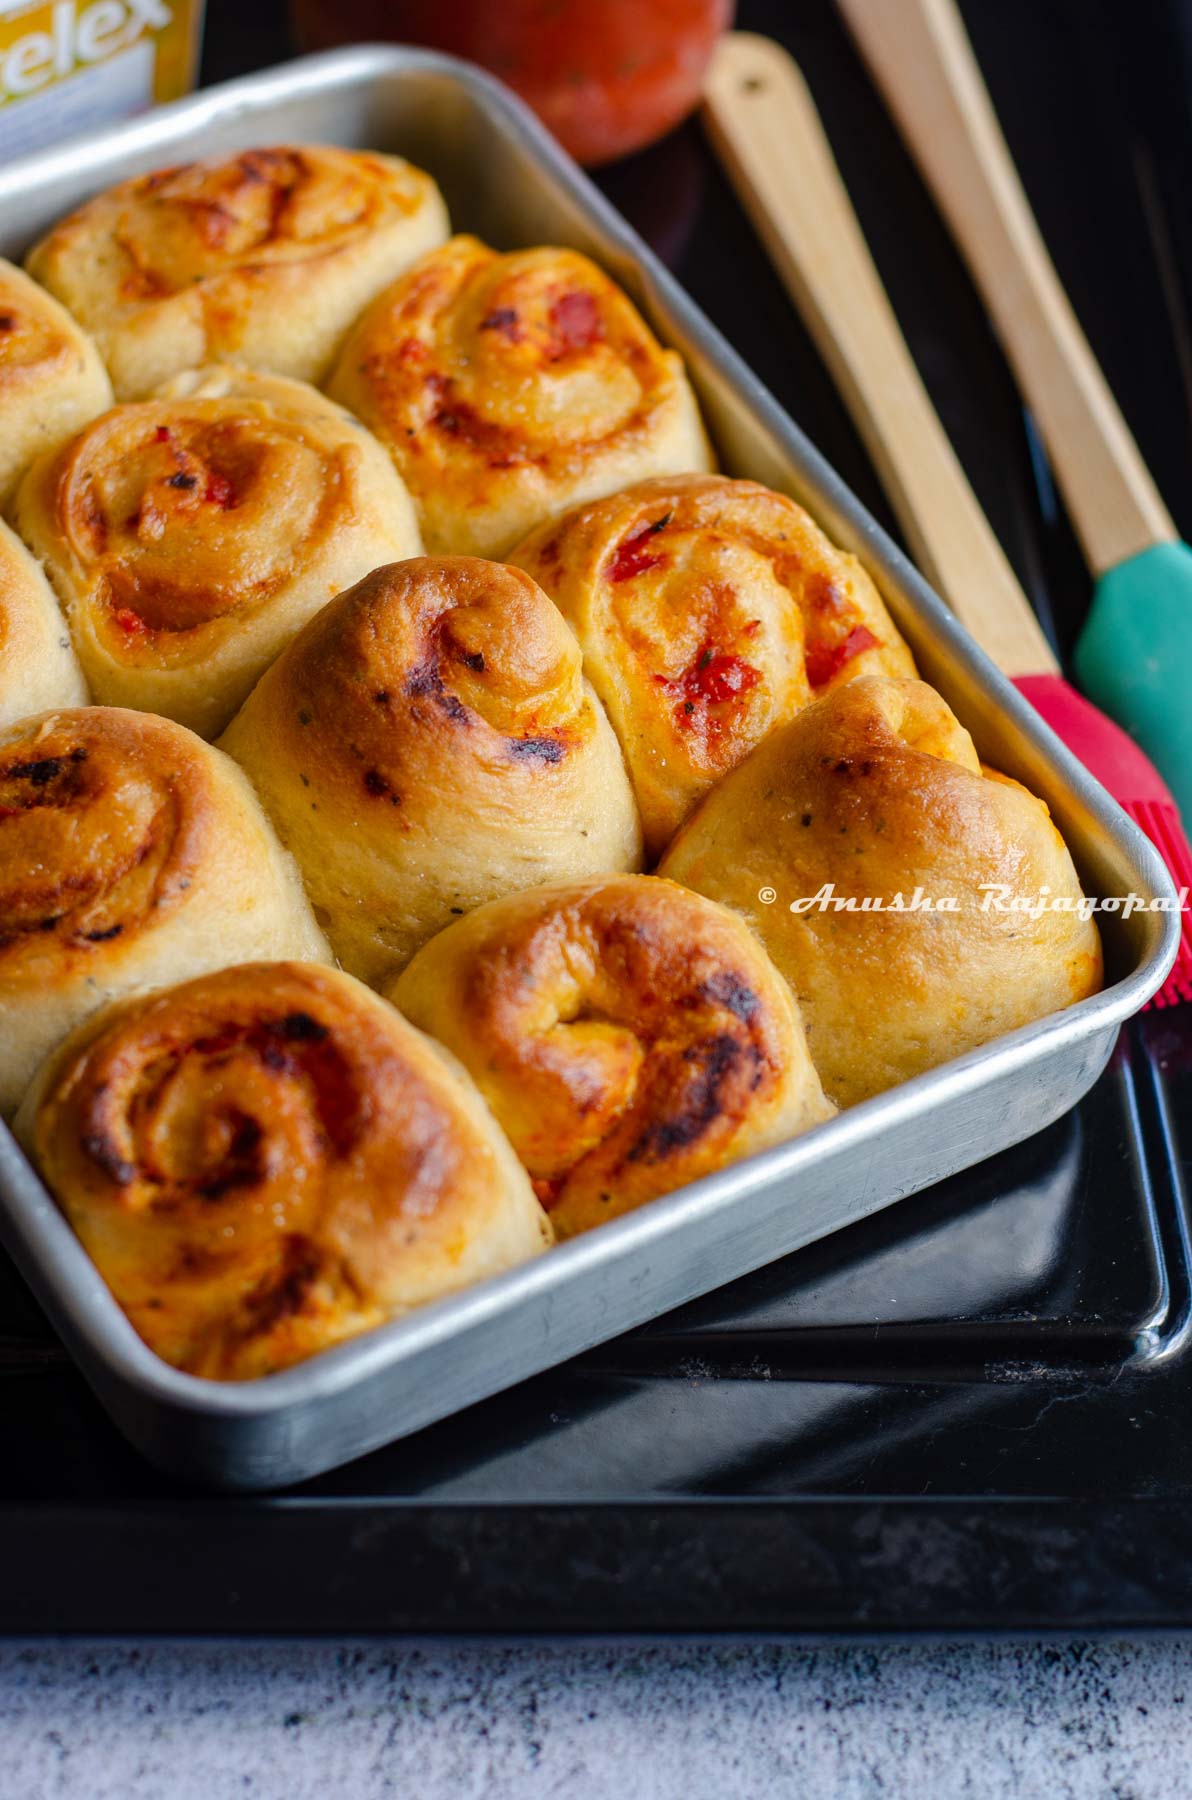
[86,1011,364,1192]
[804,623,879,689]
[547,289,602,355]
[608,512,671,582]
[101,426,244,633]
[653,640,762,741]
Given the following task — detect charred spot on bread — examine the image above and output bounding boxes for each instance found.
[363,768,400,804]
[196,1112,265,1200]
[7,756,63,785]
[235,1233,324,1337]
[627,1032,758,1164]
[404,660,470,724]
[696,971,759,1022]
[81,1130,137,1188]
[274,1011,328,1044]
[507,735,567,764]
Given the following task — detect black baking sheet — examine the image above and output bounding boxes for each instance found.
[2,0,1191,1636]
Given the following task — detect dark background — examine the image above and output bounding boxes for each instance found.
[1,0,1191,1634]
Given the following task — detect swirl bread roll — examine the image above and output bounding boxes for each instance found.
[0,708,329,1118]
[16,962,550,1380]
[392,875,832,1239]
[0,519,88,728]
[12,367,422,739]
[511,474,916,856]
[26,146,449,400]
[0,260,112,505]
[220,557,642,984]
[327,235,714,558]
[659,678,1103,1108]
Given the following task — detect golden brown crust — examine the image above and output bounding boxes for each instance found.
[17,961,551,1380]
[510,474,916,856]
[390,874,833,1238]
[326,235,714,557]
[659,678,1103,1107]
[0,707,329,1116]
[26,146,449,399]
[219,557,643,985]
[0,260,112,504]
[12,368,422,738]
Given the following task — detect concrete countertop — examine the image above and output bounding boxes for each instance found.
[2,1638,1190,1797]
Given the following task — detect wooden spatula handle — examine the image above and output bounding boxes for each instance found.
[703,31,1059,677]
[838,0,1176,577]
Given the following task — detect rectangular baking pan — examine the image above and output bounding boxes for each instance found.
[0,44,1177,1492]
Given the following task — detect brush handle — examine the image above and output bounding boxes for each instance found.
[838,0,1176,578]
[702,32,1058,677]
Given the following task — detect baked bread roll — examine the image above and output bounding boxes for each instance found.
[511,474,916,856]
[392,875,832,1239]
[0,519,87,728]
[220,557,642,984]
[12,367,422,738]
[16,961,550,1380]
[26,146,449,400]
[0,707,329,1118]
[327,235,714,558]
[659,677,1103,1107]
[0,259,112,504]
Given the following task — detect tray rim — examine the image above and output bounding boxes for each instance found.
[0,42,1179,1481]
[0,994,1130,1425]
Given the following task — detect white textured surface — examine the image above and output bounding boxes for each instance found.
[2,1640,1191,1797]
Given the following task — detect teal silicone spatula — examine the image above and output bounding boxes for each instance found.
[703,32,1189,1005]
[837,0,1192,826]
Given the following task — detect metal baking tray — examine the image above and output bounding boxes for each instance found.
[0,44,1177,1492]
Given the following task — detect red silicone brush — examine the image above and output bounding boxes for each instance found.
[703,32,1191,1005]
[1013,677,1190,1005]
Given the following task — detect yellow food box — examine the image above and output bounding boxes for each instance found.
[0,0,204,160]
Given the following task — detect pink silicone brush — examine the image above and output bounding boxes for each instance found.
[703,33,1190,1005]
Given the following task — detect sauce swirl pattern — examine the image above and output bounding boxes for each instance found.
[392,875,832,1238]
[512,474,916,856]
[328,235,714,557]
[18,962,550,1378]
[26,146,450,398]
[0,706,328,1116]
